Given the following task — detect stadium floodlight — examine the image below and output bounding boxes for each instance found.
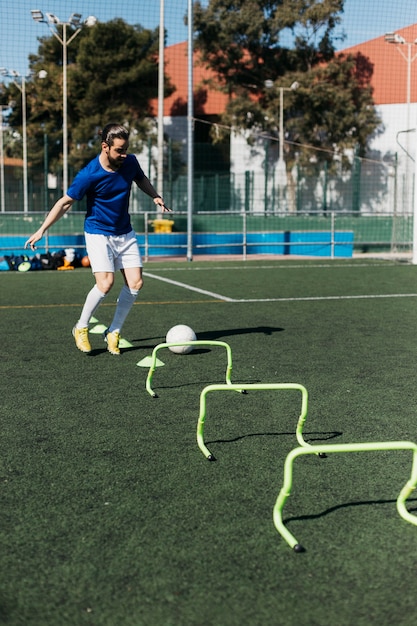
[31,9,97,194]
[30,9,45,22]
[45,12,60,25]
[385,32,406,45]
[84,16,98,28]
[69,13,82,28]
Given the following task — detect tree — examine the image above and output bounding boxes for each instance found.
[70,19,173,169]
[192,0,381,172]
[193,0,345,94]
[283,52,381,170]
[4,18,173,175]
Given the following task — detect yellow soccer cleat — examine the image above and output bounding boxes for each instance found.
[104,329,120,355]
[72,326,92,354]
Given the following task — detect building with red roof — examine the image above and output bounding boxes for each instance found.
[149,41,229,117]
[147,25,417,213]
[341,23,417,170]
[341,24,417,106]
[151,25,417,151]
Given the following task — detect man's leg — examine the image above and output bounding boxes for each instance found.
[104,267,143,355]
[72,283,109,354]
[76,284,108,328]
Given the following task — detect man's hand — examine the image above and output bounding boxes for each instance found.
[24,230,44,250]
[153,197,172,212]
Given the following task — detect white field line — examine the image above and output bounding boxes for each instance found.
[144,262,402,272]
[144,271,417,303]
[232,293,417,302]
[143,271,235,301]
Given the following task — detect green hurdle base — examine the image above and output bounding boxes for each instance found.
[197,383,311,461]
[273,441,417,553]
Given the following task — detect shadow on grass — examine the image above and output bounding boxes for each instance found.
[207,430,343,445]
[101,325,286,356]
[285,497,417,525]
[120,345,215,354]
[143,377,261,392]
[196,326,285,339]
[131,325,285,344]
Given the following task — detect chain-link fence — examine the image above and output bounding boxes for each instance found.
[0,209,412,262]
[1,143,413,261]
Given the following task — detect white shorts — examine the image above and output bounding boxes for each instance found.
[85,230,142,273]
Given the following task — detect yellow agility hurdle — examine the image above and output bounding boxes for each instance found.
[273,441,417,552]
[145,340,240,398]
[196,382,311,461]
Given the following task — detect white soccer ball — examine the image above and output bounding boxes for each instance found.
[166,324,197,354]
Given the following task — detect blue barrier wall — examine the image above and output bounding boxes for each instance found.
[140,231,354,257]
[0,231,353,265]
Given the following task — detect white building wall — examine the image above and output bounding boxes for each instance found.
[370,103,417,157]
[367,103,417,214]
[145,101,416,214]
[230,130,274,213]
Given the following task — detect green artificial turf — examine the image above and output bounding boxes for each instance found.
[1,258,417,625]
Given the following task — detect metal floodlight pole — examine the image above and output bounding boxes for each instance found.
[0,106,5,213]
[384,36,417,160]
[187,0,194,262]
[53,21,82,195]
[279,87,284,164]
[61,23,69,195]
[62,22,71,195]
[276,86,285,186]
[31,10,96,194]
[412,95,417,265]
[21,76,28,213]
[1,70,28,213]
[384,32,417,263]
[276,82,298,187]
[157,0,165,215]
[414,127,417,264]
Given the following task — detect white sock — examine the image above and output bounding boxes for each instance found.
[76,285,107,328]
[108,285,139,334]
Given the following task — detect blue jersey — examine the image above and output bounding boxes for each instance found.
[67,154,145,236]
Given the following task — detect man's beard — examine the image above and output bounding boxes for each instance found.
[108,155,124,170]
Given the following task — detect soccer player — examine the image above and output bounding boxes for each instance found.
[25,123,171,356]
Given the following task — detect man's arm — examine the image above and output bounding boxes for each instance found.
[25,194,75,250]
[135,175,172,212]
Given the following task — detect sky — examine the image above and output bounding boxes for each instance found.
[0,0,417,76]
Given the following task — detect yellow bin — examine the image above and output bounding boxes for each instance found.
[151,219,175,233]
